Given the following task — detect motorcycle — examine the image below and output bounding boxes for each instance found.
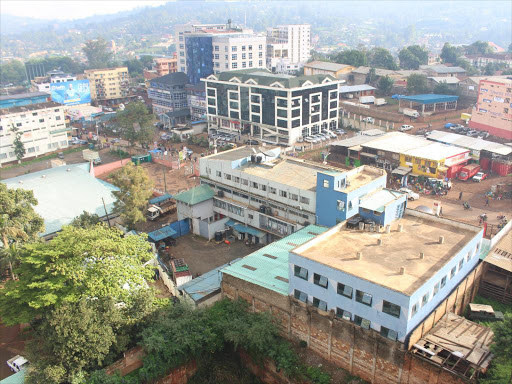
[463,202,471,210]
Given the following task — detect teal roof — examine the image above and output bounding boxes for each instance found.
[211,69,337,89]
[147,225,178,242]
[401,94,458,104]
[225,219,265,238]
[2,164,118,237]
[221,225,328,295]
[173,185,214,205]
[0,368,26,384]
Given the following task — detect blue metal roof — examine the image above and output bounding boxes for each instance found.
[225,220,265,237]
[400,94,458,104]
[149,194,173,205]
[179,259,241,303]
[147,225,177,242]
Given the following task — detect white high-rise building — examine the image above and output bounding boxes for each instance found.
[266,24,311,74]
[212,34,267,73]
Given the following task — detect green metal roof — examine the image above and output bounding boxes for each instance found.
[221,225,328,295]
[210,69,337,89]
[0,368,26,384]
[173,185,214,205]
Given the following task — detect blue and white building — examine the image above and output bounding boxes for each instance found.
[147,72,190,124]
[289,209,484,343]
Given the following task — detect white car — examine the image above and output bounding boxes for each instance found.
[363,117,375,124]
[472,172,487,182]
[399,188,420,201]
[328,131,337,138]
[399,125,414,132]
[304,136,316,143]
[7,355,28,372]
[314,134,327,141]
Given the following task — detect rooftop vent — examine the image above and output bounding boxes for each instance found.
[439,236,445,244]
[385,225,391,233]
[41,175,46,178]
[356,252,363,260]
[399,266,406,275]
[377,239,383,246]
[420,252,425,260]
[398,224,404,232]
[67,168,71,172]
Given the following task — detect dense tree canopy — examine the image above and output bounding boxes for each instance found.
[433,82,456,95]
[83,38,113,69]
[406,74,429,94]
[465,41,493,55]
[0,59,26,85]
[70,211,101,229]
[440,43,459,64]
[378,75,394,95]
[116,102,155,148]
[399,45,428,69]
[26,56,84,75]
[330,49,367,67]
[111,163,154,229]
[367,48,398,70]
[0,225,153,325]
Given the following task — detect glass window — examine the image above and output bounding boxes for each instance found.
[313,297,328,311]
[354,315,371,329]
[355,290,372,306]
[336,200,345,211]
[336,308,352,321]
[459,258,464,271]
[433,282,440,297]
[294,265,308,280]
[411,303,418,317]
[279,190,287,198]
[313,273,328,288]
[323,180,329,188]
[294,289,308,303]
[300,197,310,204]
[440,276,447,288]
[450,266,457,279]
[380,326,398,341]
[421,293,429,307]
[337,283,353,299]
[382,300,401,318]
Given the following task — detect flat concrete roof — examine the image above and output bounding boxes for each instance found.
[242,158,342,191]
[293,212,481,296]
[337,165,385,193]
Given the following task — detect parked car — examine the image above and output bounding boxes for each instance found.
[362,117,375,124]
[399,125,414,132]
[305,136,319,144]
[327,131,337,138]
[112,138,120,143]
[477,131,490,139]
[313,134,326,141]
[399,188,420,201]
[335,129,346,135]
[444,123,456,129]
[245,139,259,145]
[466,130,479,137]
[7,355,28,373]
[57,152,64,159]
[472,172,487,182]
[79,140,88,145]
[391,94,406,99]
[450,124,465,131]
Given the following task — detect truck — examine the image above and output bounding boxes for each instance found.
[374,98,387,106]
[403,108,420,118]
[146,194,176,220]
[82,149,101,165]
[359,95,375,104]
[458,163,481,181]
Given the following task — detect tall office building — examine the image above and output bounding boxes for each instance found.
[84,67,130,103]
[266,24,311,74]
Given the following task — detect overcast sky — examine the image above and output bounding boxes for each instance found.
[1,0,168,20]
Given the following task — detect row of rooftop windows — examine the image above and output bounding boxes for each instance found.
[293,289,398,341]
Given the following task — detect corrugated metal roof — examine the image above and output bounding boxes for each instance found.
[149,194,173,205]
[173,185,214,205]
[360,189,404,212]
[221,225,328,295]
[305,61,353,72]
[427,130,512,156]
[148,225,178,242]
[362,132,429,153]
[404,142,469,161]
[420,65,466,74]
[179,259,241,303]
[2,164,118,237]
[400,94,458,104]
[428,77,460,84]
[484,228,512,272]
[0,368,26,384]
[340,84,376,93]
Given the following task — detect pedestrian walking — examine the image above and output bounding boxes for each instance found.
[485,197,490,207]
[459,191,463,200]
[439,207,443,216]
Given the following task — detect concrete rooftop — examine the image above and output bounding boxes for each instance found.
[293,212,481,296]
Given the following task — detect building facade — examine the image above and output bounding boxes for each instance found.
[266,24,311,74]
[186,83,206,121]
[204,69,341,146]
[0,92,50,109]
[304,61,354,79]
[289,210,483,342]
[0,102,69,166]
[84,67,130,103]
[31,71,77,94]
[153,55,178,77]
[147,72,189,117]
[469,78,512,140]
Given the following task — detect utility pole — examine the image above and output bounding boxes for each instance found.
[102,198,112,228]
[162,166,167,193]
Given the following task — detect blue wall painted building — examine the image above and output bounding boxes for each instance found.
[186,36,214,85]
[358,189,407,227]
[315,166,387,227]
[0,92,50,109]
[288,210,483,342]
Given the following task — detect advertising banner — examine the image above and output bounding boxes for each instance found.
[50,79,91,106]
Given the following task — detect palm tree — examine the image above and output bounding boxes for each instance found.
[0,243,21,281]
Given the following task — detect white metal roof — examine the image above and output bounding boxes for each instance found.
[427,130,512,156]
[360,189,404,212]
[339,84,376,93]
[403,142,468,161]
[362,132,429,153]
[428,77,460,84]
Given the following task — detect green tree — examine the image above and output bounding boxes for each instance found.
[378,75,394,96]
[11,124,26,163]
[0,59,26,85]
[406,74,429,94]
[70,211,101,229]
[465,41,493,55]
[123,59,143,76]
[455,58,479,76]
[433,82,455,95]
[139,55,154,69]
[440,43,458,64]
[399,45,428,69]
[0,225,153,325]
[27,56,84,75]
[111,162,154,229]
[367,48,398,70]
[330,49,367,67]
[480,314,512,384]
[0,183,44,279]
[116,102,155,148]
[365,67,377,84]
[82,38,113,69]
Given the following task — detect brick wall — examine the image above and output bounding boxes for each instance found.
[221,263,483,384]
[93,159,128,177]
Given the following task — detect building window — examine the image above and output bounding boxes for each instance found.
[336,308,352,321]
[260,185,266,191]
[337,283,353,299]
[290,193,298,201]
[259,60,263,66]
[216,171,221,177]
[232,63,238,69]
[313,297,328,311]
[294,265,308,280]
[450,266,457,279]
[459,258,464,271]
[411,303,418,317]
[313,273,328,288]
[232,46,237,52]
[225,174,231,180]
[258,44,263,50]
[354,315,371,329]
[242,53,246,59]
[269,187,276,194]
[248,214,253,219]
[214,45,219,51]
[279,190,287,198]
[382,300,401,318]
[380,326,398,341]
[422,293,429,307]
[300,196,310,204]
[232,54,237,61]
[241,179,248,185]
[252,182,258,189]
[323,180,329,188]
[440,276,447,288]
[248,45,252,50]
[336,200,345,211]
[355,290,372,306]
[294,289,308,303]
[433,282,440,297]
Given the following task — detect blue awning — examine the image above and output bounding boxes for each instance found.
[147,225,177,242]
[149,194,173,205]
[225,219,265,238]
